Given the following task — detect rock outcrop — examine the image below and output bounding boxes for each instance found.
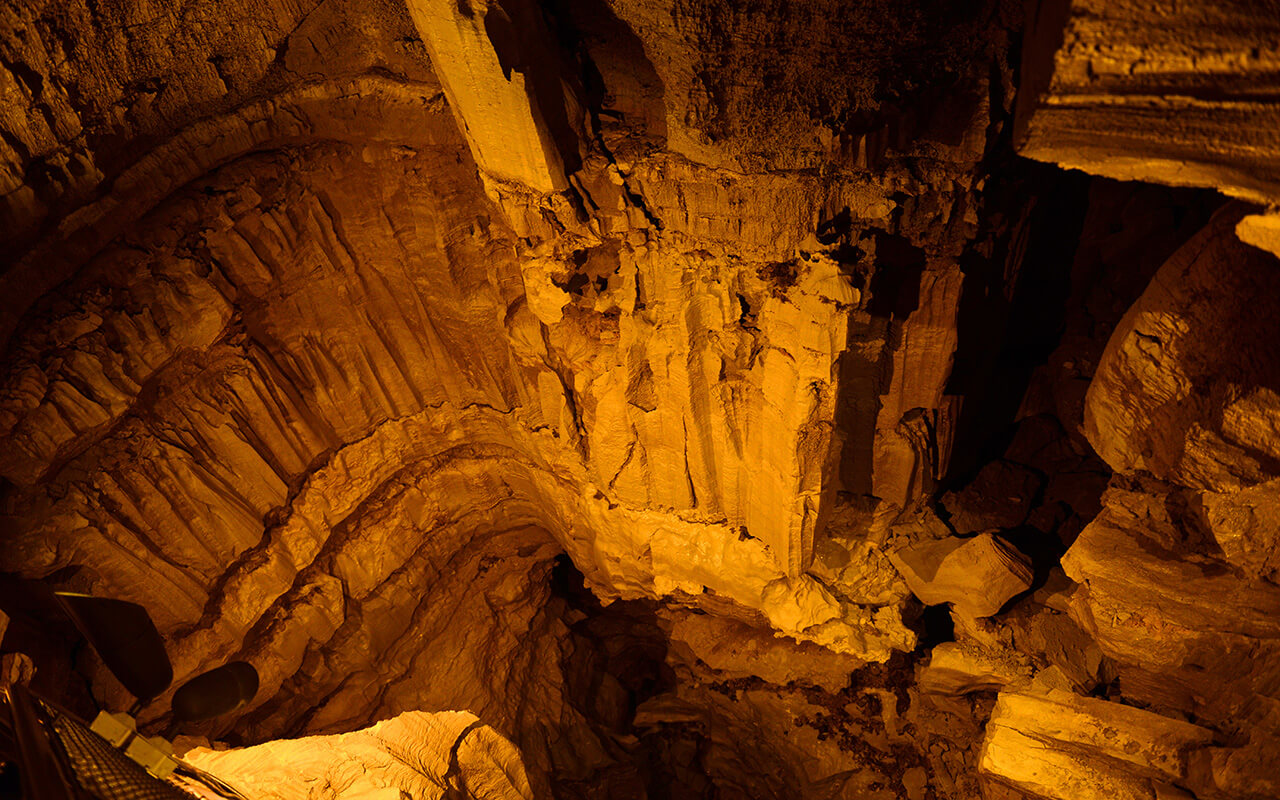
[1016,0,1280,205]
[180,710,535,800]
[979,689,1218,800]
[1,0,1279,797]
[969,2,1280,797]
[889,533,1033,618]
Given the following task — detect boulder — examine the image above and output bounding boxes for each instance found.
[917,641,1032,696]
[1084,206,1280,492]
[1061,494,1280,725]
[979,689,1216,800]
[890,533,1033,618]
[182,710,534,800]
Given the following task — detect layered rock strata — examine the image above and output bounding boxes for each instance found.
[1,0,1279,798]
[180,710,535,800]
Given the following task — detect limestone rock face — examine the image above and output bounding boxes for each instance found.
[917,641,1032,696]
[1061,485,1280,740]
[0,0,1008,791]
[889,533,1034,618]
[1016,0,1280,203]
[2,0,1280,797]
[980,7,1280,797]
[406,0,581,193]
[181,710,534,800]
[979,689,1217,800]
[0,0,1001,720]
[1084,206,1280,493]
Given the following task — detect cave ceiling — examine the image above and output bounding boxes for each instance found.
[1,0,1279,798]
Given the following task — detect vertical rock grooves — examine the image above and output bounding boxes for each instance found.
[2,0,1280,798]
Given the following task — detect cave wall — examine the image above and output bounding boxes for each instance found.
[2,0,1279,798]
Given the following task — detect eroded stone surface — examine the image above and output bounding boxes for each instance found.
[1084,206,1280,492]
[1015,0,1280,203]
[181,710,534,800]
[2,0,1280,797]
[889,533,1034,618]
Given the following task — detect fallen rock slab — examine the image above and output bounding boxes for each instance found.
[918,641,1032,696]
[889,533,1033,618]
[181,710,534,800]
[979,689,1216,800]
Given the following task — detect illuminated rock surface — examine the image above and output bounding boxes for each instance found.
[889,533,1034,619]
[180,710,535,800]
[0,0,1278,798]
[979,689,1217,800]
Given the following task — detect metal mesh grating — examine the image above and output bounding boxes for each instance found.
[39,702,199,800]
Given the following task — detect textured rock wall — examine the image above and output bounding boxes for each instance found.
[1,0,1279,798]
[180,710,536,799]
[1016,0,1280,205]
[970,2,1280,798]
[0,0,1013,793]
